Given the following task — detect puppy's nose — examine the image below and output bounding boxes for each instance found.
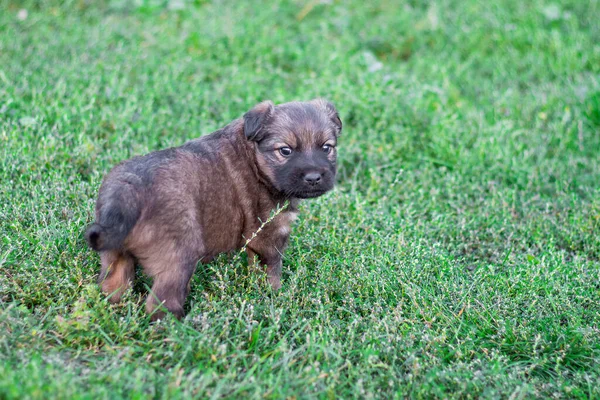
[304,172,322,186]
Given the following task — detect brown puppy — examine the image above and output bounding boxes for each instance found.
[85,99,342,320]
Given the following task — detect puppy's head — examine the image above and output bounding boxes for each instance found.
[244,99,342,199]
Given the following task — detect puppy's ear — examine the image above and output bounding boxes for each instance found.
[243,100,274,141]
[311,98,342,136]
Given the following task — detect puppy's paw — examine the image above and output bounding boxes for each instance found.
[268,276,282,290]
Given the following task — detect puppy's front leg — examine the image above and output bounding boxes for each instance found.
[248,248,282,290]
[265,256,282,290]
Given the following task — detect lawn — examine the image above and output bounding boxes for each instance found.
[1,0,600,398]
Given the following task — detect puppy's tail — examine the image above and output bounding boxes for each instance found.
[85,186,141,251]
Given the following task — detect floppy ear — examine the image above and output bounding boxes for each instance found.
[243,100,274,141]
[325,101,342,136]
[311,98,342,136]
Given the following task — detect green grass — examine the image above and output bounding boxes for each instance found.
[1,0,600,398]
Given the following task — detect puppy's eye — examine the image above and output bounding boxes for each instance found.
[322,144,333,154]
[279,147,293,157]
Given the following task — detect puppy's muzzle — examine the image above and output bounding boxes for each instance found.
[303,172,322,186]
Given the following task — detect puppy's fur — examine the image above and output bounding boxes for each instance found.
[85,99,341,320]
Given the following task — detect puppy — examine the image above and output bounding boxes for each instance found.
[85,99,342,320]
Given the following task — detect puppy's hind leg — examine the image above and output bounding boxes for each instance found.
[144,257,197,321]
[99,250,135,303]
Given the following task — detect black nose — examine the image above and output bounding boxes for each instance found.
[304,172,322,186]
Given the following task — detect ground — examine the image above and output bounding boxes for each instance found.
[1,0,599,398]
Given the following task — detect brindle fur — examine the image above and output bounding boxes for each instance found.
[85,99,341,320]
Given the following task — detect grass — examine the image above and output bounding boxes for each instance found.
[1,0,600,398]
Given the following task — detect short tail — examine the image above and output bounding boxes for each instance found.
[85,187,141,251]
